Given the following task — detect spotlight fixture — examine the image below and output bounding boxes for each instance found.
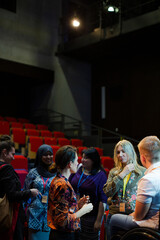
[107,6,119,13]
[71,17,80,28]
[103,0,119,13]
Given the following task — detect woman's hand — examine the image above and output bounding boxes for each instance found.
[30,188,39,197]
[78,195,90,209]
[119,163,135,179]
[94,219,101,232]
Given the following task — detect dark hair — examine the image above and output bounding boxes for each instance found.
[55,145,77,170]
[0,135,15,155]
[83,147,103,174]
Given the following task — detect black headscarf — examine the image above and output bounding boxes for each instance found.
[34,144,55,178]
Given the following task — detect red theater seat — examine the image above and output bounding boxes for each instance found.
[27,136,43,159]
[78,156,82,164]
[57,138,70,147]
[24,123,36,129]
[71,139,83,147]
[40,130,52,137]
[101,156,114,170]
[51,145,60,159]
[104,168,110,177]
[11,128,26,154]
[15,169,28,188]
[10,122,23,129]
[0,116,4,121]
[11,155,28,171]
[95,147,103,156]
[53,131,65,138]
[0,121,10,135]
[18,118,30,123]
[26,129,40,137]
[37,124,48,130]
[77,146,87,156]
[44,137,57,146]
[5,116,17,122]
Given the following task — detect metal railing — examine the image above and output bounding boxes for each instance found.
[31,108,139,148]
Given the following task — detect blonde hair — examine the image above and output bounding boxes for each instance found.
[114,139,142,175]
[138,136,160,162]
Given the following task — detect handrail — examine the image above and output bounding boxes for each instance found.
[32,108,139,147]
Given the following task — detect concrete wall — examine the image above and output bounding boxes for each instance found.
[0,0,91,126]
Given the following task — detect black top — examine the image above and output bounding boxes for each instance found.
[0,161,31,202]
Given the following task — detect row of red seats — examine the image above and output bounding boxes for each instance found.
[0,116,30,123]
[0,121,53,135]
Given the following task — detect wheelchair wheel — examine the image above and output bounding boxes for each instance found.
[120,227,160,240]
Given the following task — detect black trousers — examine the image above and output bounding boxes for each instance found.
[49,229,80,240]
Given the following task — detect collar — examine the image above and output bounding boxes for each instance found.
[145,161,160,175]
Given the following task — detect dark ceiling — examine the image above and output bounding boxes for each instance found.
[58,0,160,62]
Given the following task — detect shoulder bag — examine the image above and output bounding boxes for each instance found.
[0,164,13,232]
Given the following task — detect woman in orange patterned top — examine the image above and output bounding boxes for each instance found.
[47,145,93,240]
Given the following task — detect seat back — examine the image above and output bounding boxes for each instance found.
[37,124,48,130]
[53,131,65,138]
[71,139,83,147]
[44,137,57,146]
[0,121,10,135]
[40,130,52,138]
[57,138,70,147]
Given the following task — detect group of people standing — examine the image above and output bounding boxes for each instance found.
[0,134,160,240]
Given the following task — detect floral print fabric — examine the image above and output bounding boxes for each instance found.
[47,172,80,232]
[103,166,145,215]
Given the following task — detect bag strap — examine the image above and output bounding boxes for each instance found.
[0,164,7,170]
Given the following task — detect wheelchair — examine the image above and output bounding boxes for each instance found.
[112,227,160,240]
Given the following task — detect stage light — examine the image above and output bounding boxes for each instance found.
[71,17,80,28]
[107,6,119,13]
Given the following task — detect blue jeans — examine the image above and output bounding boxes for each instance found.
[110,214,139,238]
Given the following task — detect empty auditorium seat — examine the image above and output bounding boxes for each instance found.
[27,136,43,159]
[53,131,65,138]
[0,116,4,121]
[104,168,110,177]
[15,169,28,188]
[71,138,83,147]
[11,155,28,171]
[0,121,10,135]
[40,130,52,137]
[10,122,23,129]
[24,123,36,129]
[78,156,82,164]
[50,145,60,159]
[44,137,57,146]
[26,129,40,137]
[57,138,70,146]
[5,116,17,122]
[77,146,87,156]
[18,118,30,123]
[95,147,103,156]
[101,156,114,170]
[37,124,48,130]
[11,128,26,154]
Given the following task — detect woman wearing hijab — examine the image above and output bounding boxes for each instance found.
[23,144,56,240]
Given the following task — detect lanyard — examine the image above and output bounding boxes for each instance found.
[77,170,90,194]
[123,172,131,198]
[42,177,49,193]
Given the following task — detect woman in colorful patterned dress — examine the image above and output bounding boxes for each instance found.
[47,145,93,240]
[103,139,145,240]
[23,144,56,240]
